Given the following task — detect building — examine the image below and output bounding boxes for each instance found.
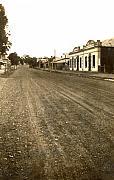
[53,54,70,70]
[37,57,49,69]
[69,40,114,73]
[0,53,10,74]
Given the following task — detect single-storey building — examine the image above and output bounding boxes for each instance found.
[0,53,10,74]
[69,40,114,73]
[37,57,49,69]
[53,56,69,70]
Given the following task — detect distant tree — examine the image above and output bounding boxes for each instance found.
[23,55,37,68]
[8,52,19,66]
[19,57,24,65]
[32,57,37,67]
[23,55,32,64]
[0,4,12,55]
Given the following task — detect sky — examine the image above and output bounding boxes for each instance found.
[1,0,114,57]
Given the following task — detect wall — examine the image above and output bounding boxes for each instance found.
[101,47,114,73]
[69,47,101,72]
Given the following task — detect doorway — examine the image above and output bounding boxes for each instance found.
[77,56,79,71]
[88,54,91,71]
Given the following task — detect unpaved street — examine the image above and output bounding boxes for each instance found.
[0,66,114,180]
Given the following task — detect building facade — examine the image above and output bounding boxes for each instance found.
[53,54,70,70]
[0,53,10,74]
[69,40,114,73]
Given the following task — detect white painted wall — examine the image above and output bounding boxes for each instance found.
[69,47,101,72]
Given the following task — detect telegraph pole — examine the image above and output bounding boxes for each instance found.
[54,49,56,58]
[52,49,56,70]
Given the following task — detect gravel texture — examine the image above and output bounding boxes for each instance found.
[0,65,114,180]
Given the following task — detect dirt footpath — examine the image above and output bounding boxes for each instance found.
[0,66,114,180]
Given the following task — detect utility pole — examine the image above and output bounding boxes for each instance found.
[54,49,56,58]
[52,49,56,70]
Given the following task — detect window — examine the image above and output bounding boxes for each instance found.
[85,56,87,68]
[70,59,72,68]
[80,57,82,68]
[74,58,76,68]
[93,55,95,67]
[72,57,74,68]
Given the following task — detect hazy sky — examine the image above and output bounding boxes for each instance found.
[1,0,114,57]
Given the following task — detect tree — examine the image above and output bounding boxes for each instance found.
[32,57,37,67]
[0,4,12,55]
[23,55,37,68]
[8,52,19,66]
[23,55,32,64]
[19,57,24,65]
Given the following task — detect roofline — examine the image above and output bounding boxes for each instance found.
[69,46,114,55]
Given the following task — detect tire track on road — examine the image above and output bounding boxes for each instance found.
[28,79,76,172]
[31,78,112,179]
[22,76,78,179]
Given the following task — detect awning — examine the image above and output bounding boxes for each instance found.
[53,59,69,64]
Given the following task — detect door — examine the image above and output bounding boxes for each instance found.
[88,54,91,71]
[77,56,79,71]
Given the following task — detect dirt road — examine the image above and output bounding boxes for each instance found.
[0,66,114,180]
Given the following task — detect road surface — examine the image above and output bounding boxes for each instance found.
[0,66,114,180]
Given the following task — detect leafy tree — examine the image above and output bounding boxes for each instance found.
[19,57,24,65]
[23,55,32,64]
[0,4,11,55]
[23,55,37,67]
[8,52,19,66]
[32,57,37,67]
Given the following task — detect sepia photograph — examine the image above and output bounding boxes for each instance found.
[0,0,114,179]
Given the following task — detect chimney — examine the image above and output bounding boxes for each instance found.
[97,40,102,46]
